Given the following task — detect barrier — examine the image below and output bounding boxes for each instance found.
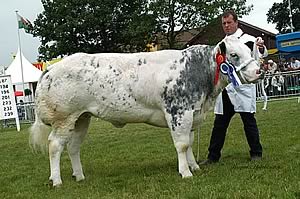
[1,102,35,128]
[256,70,300,101]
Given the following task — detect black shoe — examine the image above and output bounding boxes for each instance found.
[199,159,218,165]
[251,156,262,161]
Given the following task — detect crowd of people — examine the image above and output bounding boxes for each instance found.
[265,57,300,74]
[262,57,300,97]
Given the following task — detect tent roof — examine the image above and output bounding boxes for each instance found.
[5,49,42,84]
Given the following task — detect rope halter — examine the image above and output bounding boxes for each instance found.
[215,52,256,87]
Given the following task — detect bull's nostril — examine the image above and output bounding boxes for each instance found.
[256,70,261,74]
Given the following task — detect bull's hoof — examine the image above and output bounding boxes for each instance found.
[181,170,193,178]
[72,174,85,182]
[190,164,200,171]
[48,179,62,188]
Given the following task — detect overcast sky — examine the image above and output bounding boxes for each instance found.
[0,0,283,67]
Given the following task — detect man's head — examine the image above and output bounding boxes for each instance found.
[290,57,296,63]
[268,60,274,65]
[222,10,238,35]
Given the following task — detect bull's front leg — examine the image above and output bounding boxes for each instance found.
[165,110,194,178]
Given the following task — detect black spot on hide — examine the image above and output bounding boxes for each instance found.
[90,57,96,67]
[162,45,215,131]
[44,74,52,91]
[166,78,173,84]
[170,61,177,70]
[137,59,143,66]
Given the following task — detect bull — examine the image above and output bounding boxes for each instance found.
[30,35,263,187]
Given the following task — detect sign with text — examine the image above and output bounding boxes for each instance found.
[0,75,18,120]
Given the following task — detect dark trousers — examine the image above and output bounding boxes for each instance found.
[207,90,263,161]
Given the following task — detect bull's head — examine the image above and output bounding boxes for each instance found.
[215,35,264,85]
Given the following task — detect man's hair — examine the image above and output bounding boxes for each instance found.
[222,10,238,22]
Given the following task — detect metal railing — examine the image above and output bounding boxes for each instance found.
[256,70,300,101]
[1,102,35,129]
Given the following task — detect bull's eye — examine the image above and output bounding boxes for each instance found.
[230,53,239,61]
[230,53,238,58]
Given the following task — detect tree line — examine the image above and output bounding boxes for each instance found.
[32,0,299,61]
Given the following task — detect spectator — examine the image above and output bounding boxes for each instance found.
[267,59,277,74]
[288,57,300,71]
[271,70,285,95]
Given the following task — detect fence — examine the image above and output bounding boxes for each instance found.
[1,102,35,128]
[256,70,300,102]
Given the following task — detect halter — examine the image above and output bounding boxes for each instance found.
[214,52,256,87]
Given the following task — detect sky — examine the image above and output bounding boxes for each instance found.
[0,0,284,67]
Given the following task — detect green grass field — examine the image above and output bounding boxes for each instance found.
[0,100,299,199]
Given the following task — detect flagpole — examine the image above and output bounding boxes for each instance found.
[15,10,27,120]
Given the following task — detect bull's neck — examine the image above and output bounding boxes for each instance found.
[185,45,228,99]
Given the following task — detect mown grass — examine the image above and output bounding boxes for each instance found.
[0,100,299,199]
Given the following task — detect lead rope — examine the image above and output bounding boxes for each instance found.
[196,124,201,162]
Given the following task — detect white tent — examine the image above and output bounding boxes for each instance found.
[5,49,42,84]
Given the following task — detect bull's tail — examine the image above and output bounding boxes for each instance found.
[29,115,51,153]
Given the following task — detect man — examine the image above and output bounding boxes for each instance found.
[267,59,277,74]
[289,57,300,70]
[200,10,267,165]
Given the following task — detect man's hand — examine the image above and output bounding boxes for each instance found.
[256,37,265,48]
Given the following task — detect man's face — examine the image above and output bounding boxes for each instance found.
[222,15,238,35]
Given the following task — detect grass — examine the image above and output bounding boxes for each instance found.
[0,100,299,199]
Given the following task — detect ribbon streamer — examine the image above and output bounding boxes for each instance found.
[220,61,242,87]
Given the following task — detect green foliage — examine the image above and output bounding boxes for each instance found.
[33,0,253,59]
[267,0,300,33]
[33,0,159,60]
[149,0,253,49]
[0,100,299,198]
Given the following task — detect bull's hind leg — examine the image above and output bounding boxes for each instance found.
[67,113,91,182]
[48,114,84,187]
[48,129,70,187]
[186,130,200,171]
[165,111,194,178]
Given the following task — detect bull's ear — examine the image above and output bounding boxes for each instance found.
[245,41,254,50]
[219,42,226,54]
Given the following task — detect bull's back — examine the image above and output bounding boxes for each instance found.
[35,52,183,127]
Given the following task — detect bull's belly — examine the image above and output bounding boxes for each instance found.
[89,105,168,128]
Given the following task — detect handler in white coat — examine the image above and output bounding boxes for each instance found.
[201,10,268,164]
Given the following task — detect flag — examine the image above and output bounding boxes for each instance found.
[16,13,33,33]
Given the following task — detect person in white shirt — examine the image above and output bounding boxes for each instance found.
[289,57,300,70]
[200,10,267,165]
[267,59,278,74]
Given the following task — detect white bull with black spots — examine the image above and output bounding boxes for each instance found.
[30,35,263,187]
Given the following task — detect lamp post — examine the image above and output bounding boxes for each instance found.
[288,0,294,32]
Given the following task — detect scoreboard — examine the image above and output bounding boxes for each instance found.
[0,75,20,131]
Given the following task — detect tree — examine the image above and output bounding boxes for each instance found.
[149,0,252,49]
[33,0,159,60]
[267,0,300,33]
